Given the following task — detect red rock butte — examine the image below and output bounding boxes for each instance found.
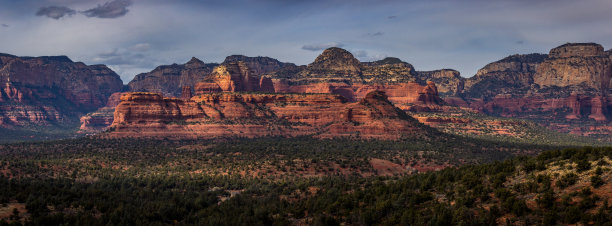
[106,90,429,140]
[2,43,610,140]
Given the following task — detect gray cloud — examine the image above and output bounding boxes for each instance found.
[91,45,165,82]
[1,24,8,27]
[36,6,76,19]
[352,50,367,58]
[93,48,145,65]
[364,32,384,37]
[93,49,123,64]
[81,0,132,18]
[301,42,344,51]
[351,50,387,62]
[5,0,612,82]
[129,43,151,52]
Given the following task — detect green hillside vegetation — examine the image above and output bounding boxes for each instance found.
[0,136,610,225]
[411,110,611,146]
[0,122,82,144]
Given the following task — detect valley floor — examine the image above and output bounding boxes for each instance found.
[0,137,610,225]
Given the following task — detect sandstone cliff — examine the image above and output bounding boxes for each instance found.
[85,49,448,134]
[7,42,611,141]
[128,55,291,97]
[125,47,446,107]
[201,61,274,92]
[127,57,218,97]
[106,91,429,140]
[253,47,444,109]
[464,53,547,99]
[0,53,123,127]
[180,48,445,110]
[464,43,612,98]
[268,80,443,110]
[221,55,292,77]
[456,43,612,139]
[299,47,362,83]
[460,43,611,122]
[93,43,612,141]
[79,92,126,133]
[416,69,464,96]
[266,48,419,85]
[534,43,611,93]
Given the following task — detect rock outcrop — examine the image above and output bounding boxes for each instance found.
[128,55,290,97]
[360,57,418,83]
[0,53,123,127]
[183,48,444,111]
[300,47,362,81]
[202,61,274,92]
[268,80,443,110]
[250,47,444,110]
[80,49,447,135]
[128,57,218,97]
[461,43,611,122]
[456,43,612,139]
[7,43,611,140]
[79,92,126,133]
[221,55,291,77]
[181,86,193,100]
[79,107,116,133]
[416,69,464,96]
[107,91,429,140]
[194,82,222,93]
[464,53,547,99]
[266,48,419,85]
[534,43,611,93]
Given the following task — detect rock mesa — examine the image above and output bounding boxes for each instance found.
[107,91,429,140]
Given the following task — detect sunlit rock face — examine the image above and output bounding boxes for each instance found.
[534,43,611,92]
[107,91,430,140]
[416,69,463,97]
[457,43,611,139]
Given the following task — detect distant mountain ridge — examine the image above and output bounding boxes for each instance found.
[96,43,612,140]
[0,53,123,131]
[453,43,612,140]
[1,42,611,141]
[265,47,419,84]
[128,57,219,97]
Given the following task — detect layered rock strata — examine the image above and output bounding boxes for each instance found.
[128,55,289,97]
[416,69,464,96]
[79,92,126,133]
[534,43,611,92]
[83,48,447,133]
[0,53,123,127]
[463,53,547,99]
[267,80,443,111]
[202,61,275,92]
[107,91,428,140]
[221,55,291,77]
[266,48,419,85]
[89,79,445,133]
[128,57,218,97]
[461,43,611,123]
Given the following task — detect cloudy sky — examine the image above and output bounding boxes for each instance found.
[1,0,611,83]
